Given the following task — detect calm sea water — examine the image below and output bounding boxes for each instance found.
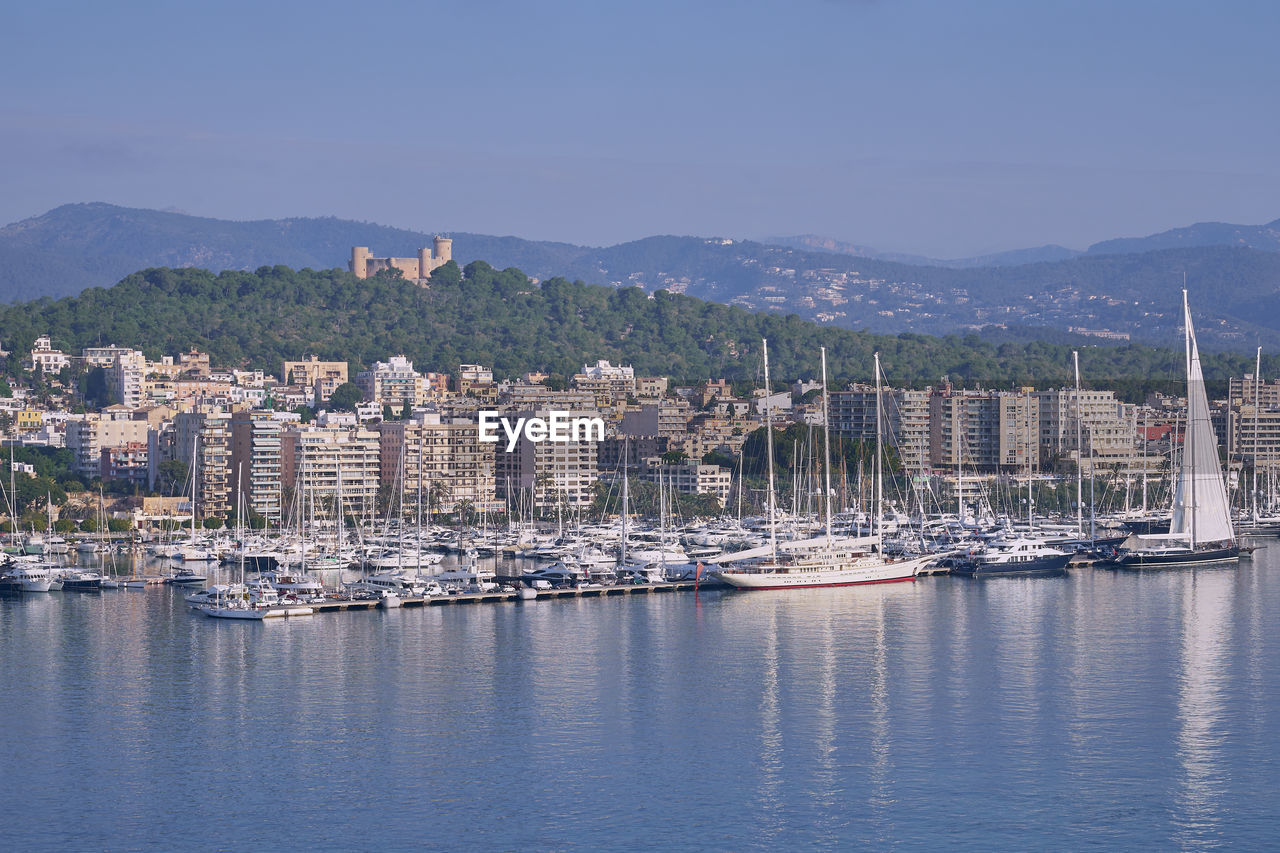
[3,547,1279,851]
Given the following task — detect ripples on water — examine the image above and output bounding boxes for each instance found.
[3,551,1279,851]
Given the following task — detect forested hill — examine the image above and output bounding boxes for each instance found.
[6,204,1280,351]
[0,203,588,302]
[0,262,1269,395]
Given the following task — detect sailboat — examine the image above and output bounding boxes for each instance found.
[712,343,938,590]
[1108,290,1239,568]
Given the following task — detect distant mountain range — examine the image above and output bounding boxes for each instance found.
[764,235,1082,268]
[771,217,1280,266]
[4,203,1280,352]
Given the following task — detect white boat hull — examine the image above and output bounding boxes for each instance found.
[713,553,936,590]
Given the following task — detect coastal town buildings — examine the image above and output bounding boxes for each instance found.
[280,424,381,518]
[8,333,1268,528]
[356,355,426,410]
[379,413,496,513]
[494,409,600,510]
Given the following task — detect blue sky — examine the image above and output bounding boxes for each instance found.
[5,0,1278,257]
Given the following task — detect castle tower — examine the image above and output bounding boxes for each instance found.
[433,236,452,264]
[417,248,431,281]
[350,246,371,279]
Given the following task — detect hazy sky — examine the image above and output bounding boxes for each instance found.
[5,0,1279,257]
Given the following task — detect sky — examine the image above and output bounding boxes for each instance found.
[4,0,1279,258]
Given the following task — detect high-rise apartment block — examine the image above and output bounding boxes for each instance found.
[356,355,425,410]
[173,410,232,520]
[379,413,496,513]
[230,410,295,525]
[495,410,600,510]
[280,425,381,518]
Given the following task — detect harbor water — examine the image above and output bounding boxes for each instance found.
[3,547,1279,850]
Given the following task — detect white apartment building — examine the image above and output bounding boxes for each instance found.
[495,410,600,511]
[356,355,425,409]
[642,462,732,507]
[109,349,147,408]
[281,425,381,518]
[173,410,232,519]
[379,413,496,513]
[1035,388,1137,474]
[65,409,150,479]
[230,410,299,525]
[27,335,70,373]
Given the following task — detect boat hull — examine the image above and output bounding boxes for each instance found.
[62,577,103,591]
[1105,546,1240,569]
[712,553,936,590]
[712,573,915,590]
[951,553,1071,577]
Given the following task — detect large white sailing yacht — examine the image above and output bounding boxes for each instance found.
[1109,290,1239,568]
[712,343,937,589]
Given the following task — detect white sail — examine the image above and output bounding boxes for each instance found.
[1170,291,1234,546]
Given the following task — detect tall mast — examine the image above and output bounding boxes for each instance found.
[1027,397,1034,533]
[1141,412,1148,514]
[9,446,15,551]
[619,438,628,567]
[337,463,345,573]
[191,433,199,542]
[415,431,422,576]
[735,448,743,523]
[1253,346,1262,519]
[1184,287,1196,549]
[874,352,884,542]
[236,463,245,585]
[763,339,777,558]
[820,347,833,545]
[1074,350,1083,538]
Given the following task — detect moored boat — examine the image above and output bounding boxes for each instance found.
[713,345,937,590]
[950,536,1070,577]
[1103,291,1240,570]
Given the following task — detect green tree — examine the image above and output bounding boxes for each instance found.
[328,382,364,412]
[430,260,462,287]
[81,367,111,406]
[702,450,736,469]
[157,459,189,496]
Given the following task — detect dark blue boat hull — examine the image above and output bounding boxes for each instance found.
[951,552,1071,577]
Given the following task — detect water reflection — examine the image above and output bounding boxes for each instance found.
[755,604,784,843]
[1172,566,1235,850]
[4,550,1280,850]
[866,591,892,842]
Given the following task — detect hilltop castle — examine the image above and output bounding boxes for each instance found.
[349,237,452,284]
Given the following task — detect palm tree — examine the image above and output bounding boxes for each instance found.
[426,480,451,523]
